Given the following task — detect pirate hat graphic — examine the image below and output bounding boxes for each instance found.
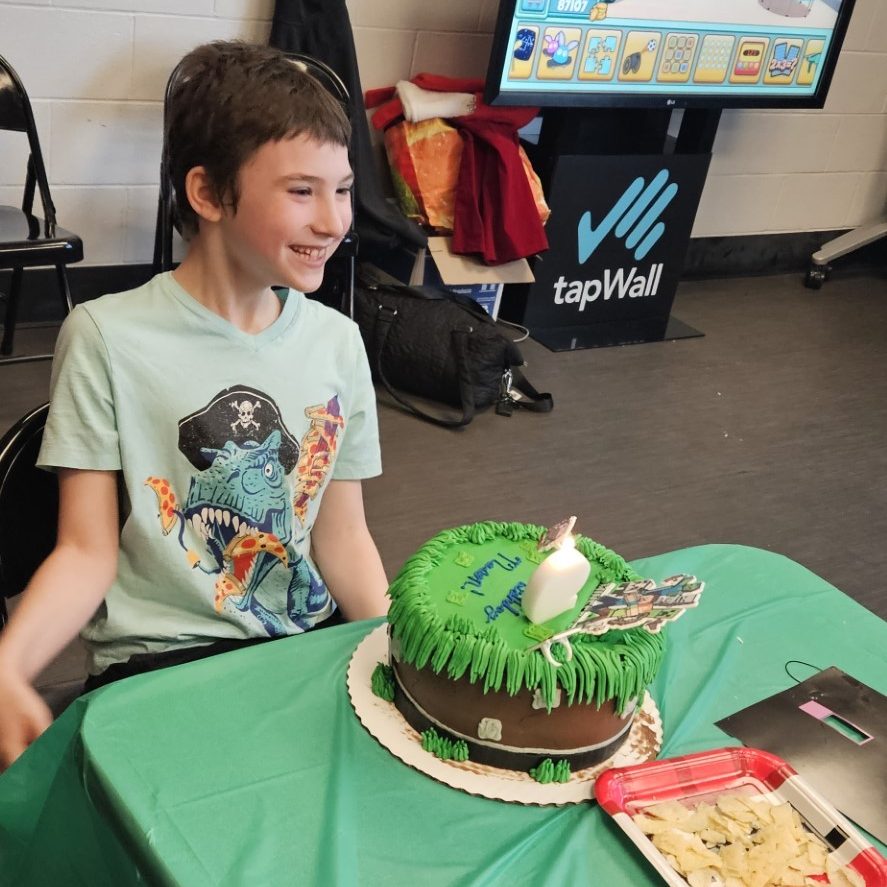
[178,385,300,472]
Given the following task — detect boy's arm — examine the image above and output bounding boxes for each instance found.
[310,479,389,622]
[0,468,119,770]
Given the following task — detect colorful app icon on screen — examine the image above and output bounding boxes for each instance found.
[618,31,662,82]
[536,27,582,80]
[694,34,735,84]
[764,38,803,84]
[510,26,540,79]
[578,29,622,81]
[657,32,698,83]
[797,38,825,86]
[730,36,769,84]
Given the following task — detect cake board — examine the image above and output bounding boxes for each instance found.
[347,624,663,806]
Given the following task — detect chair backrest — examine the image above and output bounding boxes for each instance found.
[285,52,349,107]
[0,54,57,233]
[0,403,57,624]
[153,50,354,275]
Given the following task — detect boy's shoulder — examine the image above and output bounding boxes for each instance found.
[76,272,170,326]
[295,291,361,340]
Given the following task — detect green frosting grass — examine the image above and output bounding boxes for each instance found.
[530,758,571,784]
[371,662,395,702]
[387,521,665,710]
[421,728,469,762]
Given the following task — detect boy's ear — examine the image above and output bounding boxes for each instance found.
[183,166,224,225]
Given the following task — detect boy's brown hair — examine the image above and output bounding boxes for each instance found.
[164,41,351,238]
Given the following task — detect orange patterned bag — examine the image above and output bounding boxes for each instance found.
[383,118,549,234]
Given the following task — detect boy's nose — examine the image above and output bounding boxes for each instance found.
[313,197,351,238]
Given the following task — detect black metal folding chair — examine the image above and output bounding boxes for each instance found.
[0,403,56,628]
[152,51,358,318]
[0,55,83,365]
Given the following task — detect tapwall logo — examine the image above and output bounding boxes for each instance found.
[578,169,678,263]
[554,169,677,312]
[554,264,664,311]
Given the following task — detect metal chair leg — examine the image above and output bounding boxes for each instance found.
[0,267,24,356]
[347,255,355,320]
[55,264,74,315]
[153,192,164,276]
[161,202,174,272]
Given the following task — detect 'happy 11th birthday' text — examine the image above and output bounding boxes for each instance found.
[455,553,526,623]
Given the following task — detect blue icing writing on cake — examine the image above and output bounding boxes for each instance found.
[484,581,527,623]
[458,552,523,594]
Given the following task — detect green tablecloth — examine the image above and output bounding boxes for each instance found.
[1,545,885,886]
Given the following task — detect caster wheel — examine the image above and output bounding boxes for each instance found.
[805,267,826,290]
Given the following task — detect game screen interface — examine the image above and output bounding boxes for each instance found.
[495,0,849,101]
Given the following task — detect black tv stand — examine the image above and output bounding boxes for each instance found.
[505,106,720,351]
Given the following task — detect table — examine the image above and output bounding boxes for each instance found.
[1,545,885,886]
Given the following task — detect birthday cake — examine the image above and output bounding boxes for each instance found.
[372,520,680,779]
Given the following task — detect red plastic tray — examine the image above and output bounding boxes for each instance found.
[595,747,887,887]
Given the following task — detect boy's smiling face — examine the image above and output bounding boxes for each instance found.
[218,133,353,294]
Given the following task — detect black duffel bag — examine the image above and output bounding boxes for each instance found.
[354,282,553,428]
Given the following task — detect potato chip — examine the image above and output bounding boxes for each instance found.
[827,857,865,887]
[701,828,728,847]
[687,866,723,887]
[716,795,760,824]
[653,827,723,873]
[635,813,684,835]
[646,800,694,823]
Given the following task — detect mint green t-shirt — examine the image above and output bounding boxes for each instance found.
[37,272,381,675]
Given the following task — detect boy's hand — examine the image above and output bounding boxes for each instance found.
[0,671,52,772]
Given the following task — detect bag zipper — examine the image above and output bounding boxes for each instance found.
[495,368,514,417]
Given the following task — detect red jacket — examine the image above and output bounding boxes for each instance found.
[367,74,548,264]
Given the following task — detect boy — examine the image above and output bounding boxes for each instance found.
[0,41,388,771]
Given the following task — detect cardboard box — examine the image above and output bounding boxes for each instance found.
[370,236,534,321]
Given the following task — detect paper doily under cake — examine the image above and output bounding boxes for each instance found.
[347,624,663,806]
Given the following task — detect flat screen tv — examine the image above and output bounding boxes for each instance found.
[484,0,856,109]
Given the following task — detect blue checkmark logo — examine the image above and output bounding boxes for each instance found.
[578,169,678,263]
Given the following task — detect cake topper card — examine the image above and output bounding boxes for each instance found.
[530,575,704,666]
[537,516,577,552]
[582,574,704,634]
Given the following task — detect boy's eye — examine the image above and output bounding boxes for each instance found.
[289,188,312,197]
[337,186,354,196]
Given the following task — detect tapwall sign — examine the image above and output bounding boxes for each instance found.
[524,153,711,350]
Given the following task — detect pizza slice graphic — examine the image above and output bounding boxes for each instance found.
[145,476,179,535]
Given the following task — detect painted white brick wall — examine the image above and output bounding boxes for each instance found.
[0,0,884,266]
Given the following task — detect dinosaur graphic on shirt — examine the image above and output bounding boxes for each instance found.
[145,390,344,635]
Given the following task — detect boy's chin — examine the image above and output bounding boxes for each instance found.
[282,270,326,294]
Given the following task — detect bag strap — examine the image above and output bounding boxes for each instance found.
[372,305,477,429]
[509,366,553,413]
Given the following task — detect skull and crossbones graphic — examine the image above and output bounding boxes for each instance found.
[230,400,261,433]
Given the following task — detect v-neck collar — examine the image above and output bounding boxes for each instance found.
[160,272,302,349]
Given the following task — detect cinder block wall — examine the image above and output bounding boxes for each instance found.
[0,0,884,266]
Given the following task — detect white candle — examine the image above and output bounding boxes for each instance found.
[522,536,591,624]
